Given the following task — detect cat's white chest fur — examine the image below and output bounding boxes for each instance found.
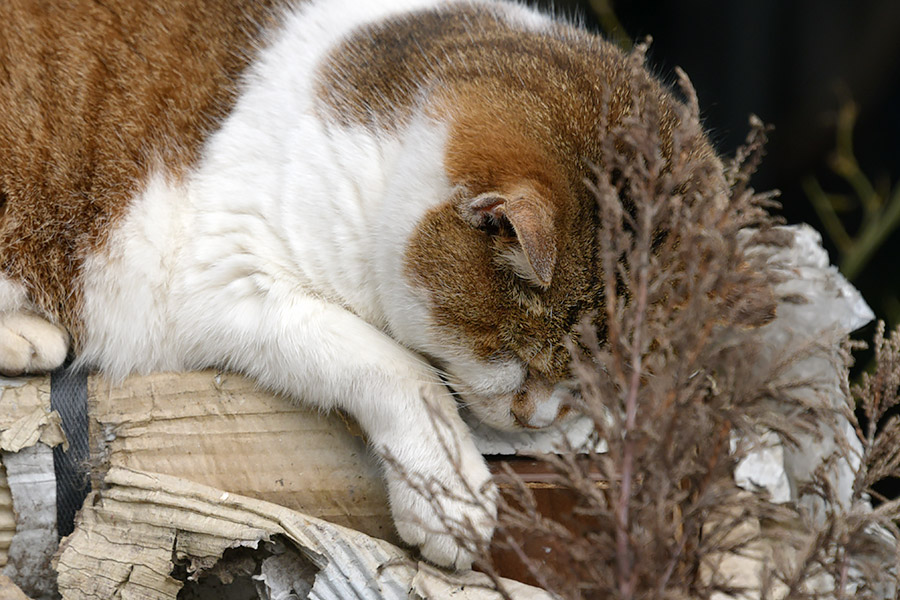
[66,0,497,570]
[76,0,456,378]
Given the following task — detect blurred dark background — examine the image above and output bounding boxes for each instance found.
[534,0,900,333]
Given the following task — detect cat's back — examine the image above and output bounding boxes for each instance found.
[0,0,286,328]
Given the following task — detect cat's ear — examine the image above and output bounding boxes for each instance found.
[461,190,557,287]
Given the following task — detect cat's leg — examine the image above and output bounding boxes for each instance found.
[189,293,496,569]
[0,278,69,376]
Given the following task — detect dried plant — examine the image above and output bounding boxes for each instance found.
[471,48,800,599]
[384,44,900,600]
[771,324,900,599]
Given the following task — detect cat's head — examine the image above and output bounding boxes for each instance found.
[402,175,599,430]
[318,3,724,430]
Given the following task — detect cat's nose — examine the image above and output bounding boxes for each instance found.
[511,380,570,428]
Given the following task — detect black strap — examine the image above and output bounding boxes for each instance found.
[50,366,90,538]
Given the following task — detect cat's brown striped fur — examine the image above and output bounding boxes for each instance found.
[0,0,287,341]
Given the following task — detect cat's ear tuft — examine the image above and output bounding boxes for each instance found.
[461,191,557,287]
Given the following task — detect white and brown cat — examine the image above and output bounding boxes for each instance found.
[0,0,721,568]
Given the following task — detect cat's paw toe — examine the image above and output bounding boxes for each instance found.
[419,526,478,571]
[393,499,476,569]
[0,312,69,376]
[388,457,497,570]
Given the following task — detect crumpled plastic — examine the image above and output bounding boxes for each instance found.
[735,224,872,509]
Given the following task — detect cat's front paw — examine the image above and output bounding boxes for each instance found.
[385,384,497,569]
[384,422,497,570]
[0,311,69,376]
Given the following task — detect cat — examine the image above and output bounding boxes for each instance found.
[0,0,722,569]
